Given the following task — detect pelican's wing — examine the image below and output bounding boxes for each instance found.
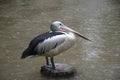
[34,33,66,55]
[28,31,65,55]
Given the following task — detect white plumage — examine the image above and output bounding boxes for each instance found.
[43,32,75,57]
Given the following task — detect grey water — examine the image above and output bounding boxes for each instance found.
[0,0,120,80]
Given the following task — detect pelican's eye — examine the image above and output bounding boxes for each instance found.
[59,24,62,25]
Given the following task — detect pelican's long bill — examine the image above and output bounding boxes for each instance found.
[61,25,91,41]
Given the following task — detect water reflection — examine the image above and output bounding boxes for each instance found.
[0,0,120,80]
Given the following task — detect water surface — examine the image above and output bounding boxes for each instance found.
[0,0,120,80]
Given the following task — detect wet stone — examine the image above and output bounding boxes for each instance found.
[40,63,76,77]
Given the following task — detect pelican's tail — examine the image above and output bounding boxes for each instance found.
[21,48,32,59]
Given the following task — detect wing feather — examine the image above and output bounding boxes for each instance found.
[36,34,66,55]
[26,31,65,56]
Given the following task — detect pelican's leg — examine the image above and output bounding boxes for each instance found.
[45,57,49,66]
[50,57,55,69]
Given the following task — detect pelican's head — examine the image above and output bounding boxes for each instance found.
[50,21,64,31]
[50,21,91,41]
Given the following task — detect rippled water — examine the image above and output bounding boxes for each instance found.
[0,0,120,80]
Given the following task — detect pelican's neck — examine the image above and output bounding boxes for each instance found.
[67,32,76,40]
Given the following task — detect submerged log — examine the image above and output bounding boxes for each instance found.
[40,63,76,77]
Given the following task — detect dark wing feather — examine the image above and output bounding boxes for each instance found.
[29,31,64,50]
[21,31,65,58]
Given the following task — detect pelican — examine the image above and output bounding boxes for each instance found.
[21,21,91,69]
